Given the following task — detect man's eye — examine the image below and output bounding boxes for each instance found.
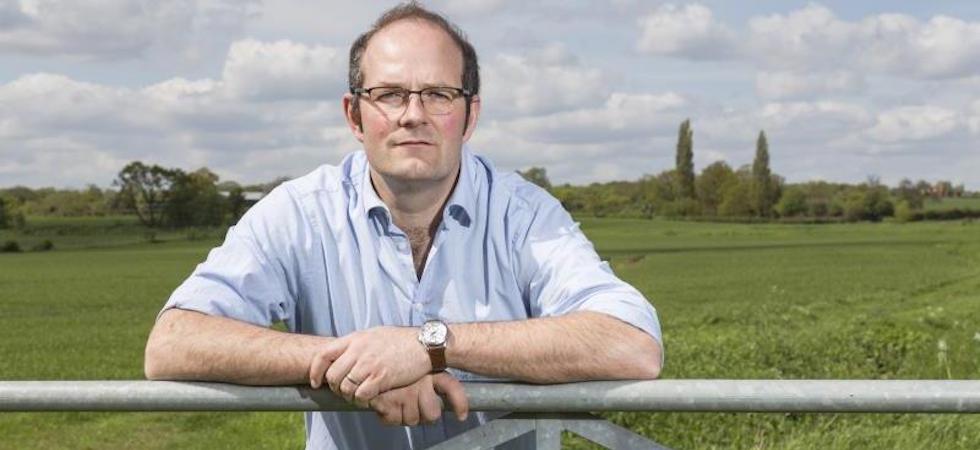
[375,91,404,103]
[424,90,453,102]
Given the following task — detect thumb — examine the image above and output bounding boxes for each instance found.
[309,337,350,388]
[432,372,469,421]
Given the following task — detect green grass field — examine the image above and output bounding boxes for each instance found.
[922,197,980,212]
[1,217,979,449]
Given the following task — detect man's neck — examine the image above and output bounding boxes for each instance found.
[369,166,460,233]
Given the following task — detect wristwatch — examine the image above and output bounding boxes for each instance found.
[418,319,449,372]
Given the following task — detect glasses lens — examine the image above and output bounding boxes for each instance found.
[369,88,406,109]
[421,88,456,115]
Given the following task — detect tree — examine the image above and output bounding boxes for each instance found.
[861,178,894,222]
[0,194,27,230]
[751,130,774,217]
[893,178,924,210]
[776,186,807,218]
[915,180,934,199]
[227,186,248,223]
[953,183,966,198]
[718,178,753,217]
[0,196,8,229]
[113,161,177,227]
[696,161,735,215]
[517,167,552,191]
[674,119,695,199]
[165,167,226,228]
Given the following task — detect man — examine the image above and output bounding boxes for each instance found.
[145,2,662,449]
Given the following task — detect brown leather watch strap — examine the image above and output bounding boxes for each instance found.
[429,346,447,372]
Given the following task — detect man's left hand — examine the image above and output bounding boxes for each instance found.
[308,326,431,405]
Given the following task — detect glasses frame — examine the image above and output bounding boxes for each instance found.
[351,86,472,116]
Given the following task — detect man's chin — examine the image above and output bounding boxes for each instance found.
[385,161,443,183]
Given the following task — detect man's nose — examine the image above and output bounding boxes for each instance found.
[397,92,428,127]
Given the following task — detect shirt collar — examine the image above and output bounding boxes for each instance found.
[358,147,477,230]
[442,146,476,229]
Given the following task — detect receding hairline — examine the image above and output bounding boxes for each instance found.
[357,17,466,84]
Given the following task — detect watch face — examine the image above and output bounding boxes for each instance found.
[421,321,447,346]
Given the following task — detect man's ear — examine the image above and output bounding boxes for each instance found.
[462,95,481,143]
[342,93,365,142]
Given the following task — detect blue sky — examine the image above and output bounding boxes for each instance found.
[1,0,978,190]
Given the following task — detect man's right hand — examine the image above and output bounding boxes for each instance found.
[368,372,469,426]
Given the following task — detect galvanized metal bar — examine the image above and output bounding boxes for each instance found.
[425,415,534,450]
[463,380,980,413]
[532,416,562,450]
[0,381,355,412]
[2,380,980,413]
[560,413,673,450]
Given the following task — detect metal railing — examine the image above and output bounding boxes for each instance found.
[3,380,980,449]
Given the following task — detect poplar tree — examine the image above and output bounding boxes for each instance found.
[675,119,695,199]
[752,130,773,217]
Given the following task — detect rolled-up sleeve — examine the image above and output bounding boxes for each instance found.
[161,186,301,328]
[515,187,663,349]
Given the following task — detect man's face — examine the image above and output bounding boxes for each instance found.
[343,20,480,186]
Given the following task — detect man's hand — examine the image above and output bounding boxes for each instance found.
[369,372,469,426]
[308,326,431,405]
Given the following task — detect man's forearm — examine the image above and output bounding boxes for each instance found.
[144,308,329,385]
[446,311,661,383]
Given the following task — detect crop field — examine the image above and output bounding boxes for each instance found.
[1,217,979,449]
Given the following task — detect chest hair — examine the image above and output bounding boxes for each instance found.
[404,225,434,279]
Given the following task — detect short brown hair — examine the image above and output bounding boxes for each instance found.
[348,2,480,124]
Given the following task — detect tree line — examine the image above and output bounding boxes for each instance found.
[2,136,977,230]
[520,119,976,223]
[0,162,288,229]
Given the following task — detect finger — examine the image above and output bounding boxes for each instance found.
[417,376,442,424]
[353,376,382,408]
[373,396,401,427]
[340,376,361,403]
[402,396,420,427]
[433,372,469,421]
[325,350,357,396]
[309,338,348,389]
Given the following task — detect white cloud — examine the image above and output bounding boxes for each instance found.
[0,0,257,60]
[866,106,961,143]
[430,0,507,16]
[504,91,687,144]
[969,100,980,135]
[755,70,865,100]
[636,3,735,59]
[481,44,608,117]
[642,3,980,81]
[221,39,345,101]
[746,4,854,72]
[0,35,359,188]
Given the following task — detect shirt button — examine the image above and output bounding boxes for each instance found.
[397,242,408,252]
[413,303,422,310]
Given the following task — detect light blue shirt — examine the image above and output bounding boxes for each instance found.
[163,148,662,450]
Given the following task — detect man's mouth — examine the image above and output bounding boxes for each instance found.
[394,140,433,146]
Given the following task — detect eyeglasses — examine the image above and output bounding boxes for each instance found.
[352,86,471,116]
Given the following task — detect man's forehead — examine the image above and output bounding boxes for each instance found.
[360,19,463,81]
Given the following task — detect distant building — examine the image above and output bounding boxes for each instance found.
[219,190,265,207]
[243,191,264,206]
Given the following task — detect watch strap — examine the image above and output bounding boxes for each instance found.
[428,345,447,372]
